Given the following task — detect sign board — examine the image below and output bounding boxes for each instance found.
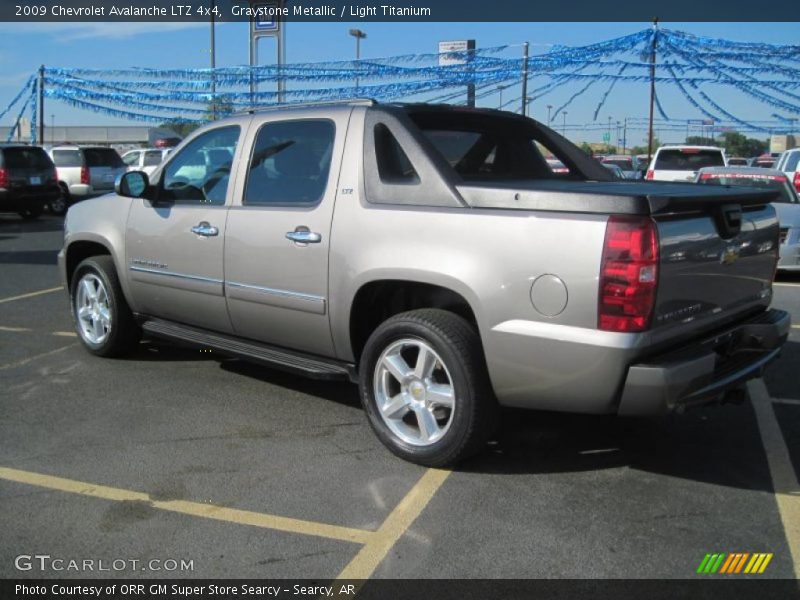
[252,2,281,36]
[602,132,610,143]
[438,40,475,66]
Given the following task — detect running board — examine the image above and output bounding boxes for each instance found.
[139,317,355,382]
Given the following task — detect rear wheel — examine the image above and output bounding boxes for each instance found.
[70,255,140,357]
[49,185,70,215]
[359,309,497,467]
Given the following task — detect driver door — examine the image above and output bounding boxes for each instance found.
[125,123,246,333]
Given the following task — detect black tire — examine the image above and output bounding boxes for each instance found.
[18,207,42,220]
[49,185,70,215]
[70,255,141,357]
[359,308,497,467]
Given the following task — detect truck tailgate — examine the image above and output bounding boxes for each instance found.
[653,203,777,332]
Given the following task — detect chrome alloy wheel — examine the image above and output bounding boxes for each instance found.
[75,273,112,345]
[373,338,456,446]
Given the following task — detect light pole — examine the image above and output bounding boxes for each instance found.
[497,85,507,109]
[607,116,613,150]
[562,111,568,137]
[349,28,367,95]
[50,114,54,144]
[210,0,216,117]
[547,104,553,125]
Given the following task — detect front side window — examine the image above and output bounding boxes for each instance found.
[161,126,240,205]
[244,120,334,206]
[122,151,141,167]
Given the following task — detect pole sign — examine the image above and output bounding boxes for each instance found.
[438,40,475,66]
[251,2,281,36]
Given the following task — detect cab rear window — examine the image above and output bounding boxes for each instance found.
[655,149,724,171]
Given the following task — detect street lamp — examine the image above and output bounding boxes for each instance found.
[349,28,367,94]
[562,111,567,137]
[546,104,553,125]
[607,116,613,150]
[497,85,508,109]
[50,114,54,144]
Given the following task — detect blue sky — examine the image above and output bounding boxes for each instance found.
[0,21,797,144]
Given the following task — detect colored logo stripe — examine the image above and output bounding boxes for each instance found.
[697,553,773,574]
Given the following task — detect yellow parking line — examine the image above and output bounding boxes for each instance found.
[749,380,800,577]
[0,344,75,370]
[0,286,63,304]
[0,325,31,332]
[52,331,77,337]
[335,468,451,580]
[0,466,372,545]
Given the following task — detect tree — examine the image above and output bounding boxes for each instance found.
[630,137,661,156]
[156,120,199,139]
[685,135,721,147]
[718,132,766,157]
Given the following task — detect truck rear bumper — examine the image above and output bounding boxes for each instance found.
[617,309,790,416]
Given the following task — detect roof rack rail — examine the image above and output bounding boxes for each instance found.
[234,98,376,116]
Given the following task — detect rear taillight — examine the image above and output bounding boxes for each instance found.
[793,171,800,193]
[698,173,715,181]
[645,170,654,180]
[0,167,7,188]
[598,216,659,333]
[49,168,58,183]
[80,165,89,185]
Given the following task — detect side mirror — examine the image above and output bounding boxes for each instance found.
[115,171,150,199]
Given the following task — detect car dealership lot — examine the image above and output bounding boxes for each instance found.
[1,214,798,581]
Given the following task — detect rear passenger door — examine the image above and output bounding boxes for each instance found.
[224,111,349,357]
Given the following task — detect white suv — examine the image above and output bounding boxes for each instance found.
[645,145,726,182]
[775,148,800,193]
[48,146,126,215]
[121,148,171,177]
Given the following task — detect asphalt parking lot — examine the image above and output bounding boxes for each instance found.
[1,213,798,582]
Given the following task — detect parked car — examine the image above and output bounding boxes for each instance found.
[727,157,749,166]
[0,144,59,219]
[645,145,726,182]
[696,166,800,272]
[600,155,641,179]
[774,148,800,193]
[121,148,171,177]
[48,146,127,215]
[750,153,777,169]
[546,158,569,174]
[58,101,789,466]
[601,163,624,178]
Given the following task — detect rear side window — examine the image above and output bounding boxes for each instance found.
[143,151,163,167]
[786,152,800,172]
[603,158,633,170]
[52,149,83,167]
[375,124,418,183]
[84,148,124,168]
[655,149,724,171]
[122,152,140,166]
[244,119,335,206]
[2,147,53,169]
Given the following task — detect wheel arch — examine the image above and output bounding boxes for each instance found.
[348,278,482,364]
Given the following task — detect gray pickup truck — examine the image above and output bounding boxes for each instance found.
[58,100,790,466]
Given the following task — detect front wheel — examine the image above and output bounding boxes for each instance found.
[70,255,140,357]
[18,207,42,220]
[359,309,497,467]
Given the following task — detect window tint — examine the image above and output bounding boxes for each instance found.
[162,126,239,205]
[374,124,418,183]
[244,120,334,206]
[143,150,163,167]
[122,152,140,166]
[51,149,83,168]
[2,147,53,169]
[84,148,124,168]
[654,149,725,171]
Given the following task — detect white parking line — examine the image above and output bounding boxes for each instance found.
[749,379,800,577]
[772,398,800,407]
[0,286,63,304]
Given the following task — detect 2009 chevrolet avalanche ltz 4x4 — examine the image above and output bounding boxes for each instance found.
[58,100,790,466]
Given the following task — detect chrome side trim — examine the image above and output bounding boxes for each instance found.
[225,281,326,304]
[129,265,223,285]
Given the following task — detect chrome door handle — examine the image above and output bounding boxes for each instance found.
[191,222,219,237]
[286,230,322,244]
